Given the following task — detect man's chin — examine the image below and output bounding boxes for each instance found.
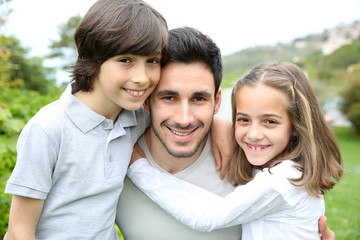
[167,148,197,158]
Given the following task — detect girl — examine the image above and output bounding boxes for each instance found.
[127,62,343,239]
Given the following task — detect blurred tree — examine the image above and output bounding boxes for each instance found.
[48,15,81,71]
[341,70,360,134]
[1,35,55,94]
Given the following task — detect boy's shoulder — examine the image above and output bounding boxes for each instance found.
[31,99,64,124]
[23,99,68,134]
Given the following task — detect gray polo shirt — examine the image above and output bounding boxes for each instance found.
[5,83,148,240]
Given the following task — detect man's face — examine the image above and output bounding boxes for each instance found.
[146,62,221,158]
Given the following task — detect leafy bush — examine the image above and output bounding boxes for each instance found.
[341,71,360,134]
[0,86,62,238]
[0,35,56,94]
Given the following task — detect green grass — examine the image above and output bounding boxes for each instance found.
[325,127,360,239]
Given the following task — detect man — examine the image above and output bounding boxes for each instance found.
[116,26,241,239]
[116,27,334,240]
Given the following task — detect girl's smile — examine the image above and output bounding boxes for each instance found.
[245,143,270,152]
[235,83,292,166]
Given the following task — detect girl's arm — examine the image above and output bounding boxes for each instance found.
[5,195,44,240]
[211,115,232,179]
[128,158,292,231]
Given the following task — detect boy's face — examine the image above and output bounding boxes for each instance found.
[146,62,221,159]
[92,53,162,116]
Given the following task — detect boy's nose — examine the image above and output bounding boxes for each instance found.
[132,64,149,85]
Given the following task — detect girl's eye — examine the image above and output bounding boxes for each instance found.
[236,117,249,123]
[265,119,277,124]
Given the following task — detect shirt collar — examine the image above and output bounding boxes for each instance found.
[60,83,138,133]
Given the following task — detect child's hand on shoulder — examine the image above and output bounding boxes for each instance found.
[129,143,146,167]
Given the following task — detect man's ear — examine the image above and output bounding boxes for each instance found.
[214,87,222,114]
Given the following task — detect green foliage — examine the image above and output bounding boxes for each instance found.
[223,33,324,78]
[340,71,360,134]
[0,149,15,238]
[0,86,62,238]
[321,40,360,70]
[0,35,55,94]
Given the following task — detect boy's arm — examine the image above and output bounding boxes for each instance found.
[211,115,233,179]
[5,195,44,240]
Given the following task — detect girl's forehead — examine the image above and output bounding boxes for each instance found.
[236,84,289,114]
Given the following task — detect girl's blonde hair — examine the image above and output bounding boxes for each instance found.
[226,62,343,197]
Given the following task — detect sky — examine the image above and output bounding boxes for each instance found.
[3,0,360,57]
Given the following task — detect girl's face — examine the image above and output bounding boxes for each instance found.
[234,84,293,166]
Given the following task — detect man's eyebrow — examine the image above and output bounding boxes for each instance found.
[156,90,179,97]
[192,91,212,98]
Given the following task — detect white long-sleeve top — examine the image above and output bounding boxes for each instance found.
[128,159,324,240]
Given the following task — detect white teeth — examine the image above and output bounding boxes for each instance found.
[250,146,265,151]
[172,130,190,136]
[127,90,145,96]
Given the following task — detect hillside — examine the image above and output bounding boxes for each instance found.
[222,20,360,85]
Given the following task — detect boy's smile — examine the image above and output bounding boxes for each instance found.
[75,54,161,121]
[124,88,147,97]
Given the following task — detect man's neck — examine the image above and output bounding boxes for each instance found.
[144,128,207,174]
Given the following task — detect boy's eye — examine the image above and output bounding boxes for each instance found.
[119,58,131,63]
[148,58,160,64]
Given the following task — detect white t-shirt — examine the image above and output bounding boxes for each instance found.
[116,135,242,240]
[128,159,324,240]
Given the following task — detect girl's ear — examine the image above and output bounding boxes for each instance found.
[293,129,298,136]
[289,129,298,144]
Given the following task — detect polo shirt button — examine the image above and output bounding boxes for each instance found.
[109,156,113,162]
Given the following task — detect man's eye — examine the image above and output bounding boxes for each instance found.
[162,96,175,101]
[193,97,205,102]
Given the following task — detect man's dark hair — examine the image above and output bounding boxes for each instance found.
[163,27,223,94]
[71,0,168,91]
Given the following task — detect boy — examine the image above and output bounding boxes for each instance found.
[4,0,168,239]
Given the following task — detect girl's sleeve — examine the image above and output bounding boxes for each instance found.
[127,158,292,232]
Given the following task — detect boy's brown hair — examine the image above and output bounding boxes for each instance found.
[71,0,168,91]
